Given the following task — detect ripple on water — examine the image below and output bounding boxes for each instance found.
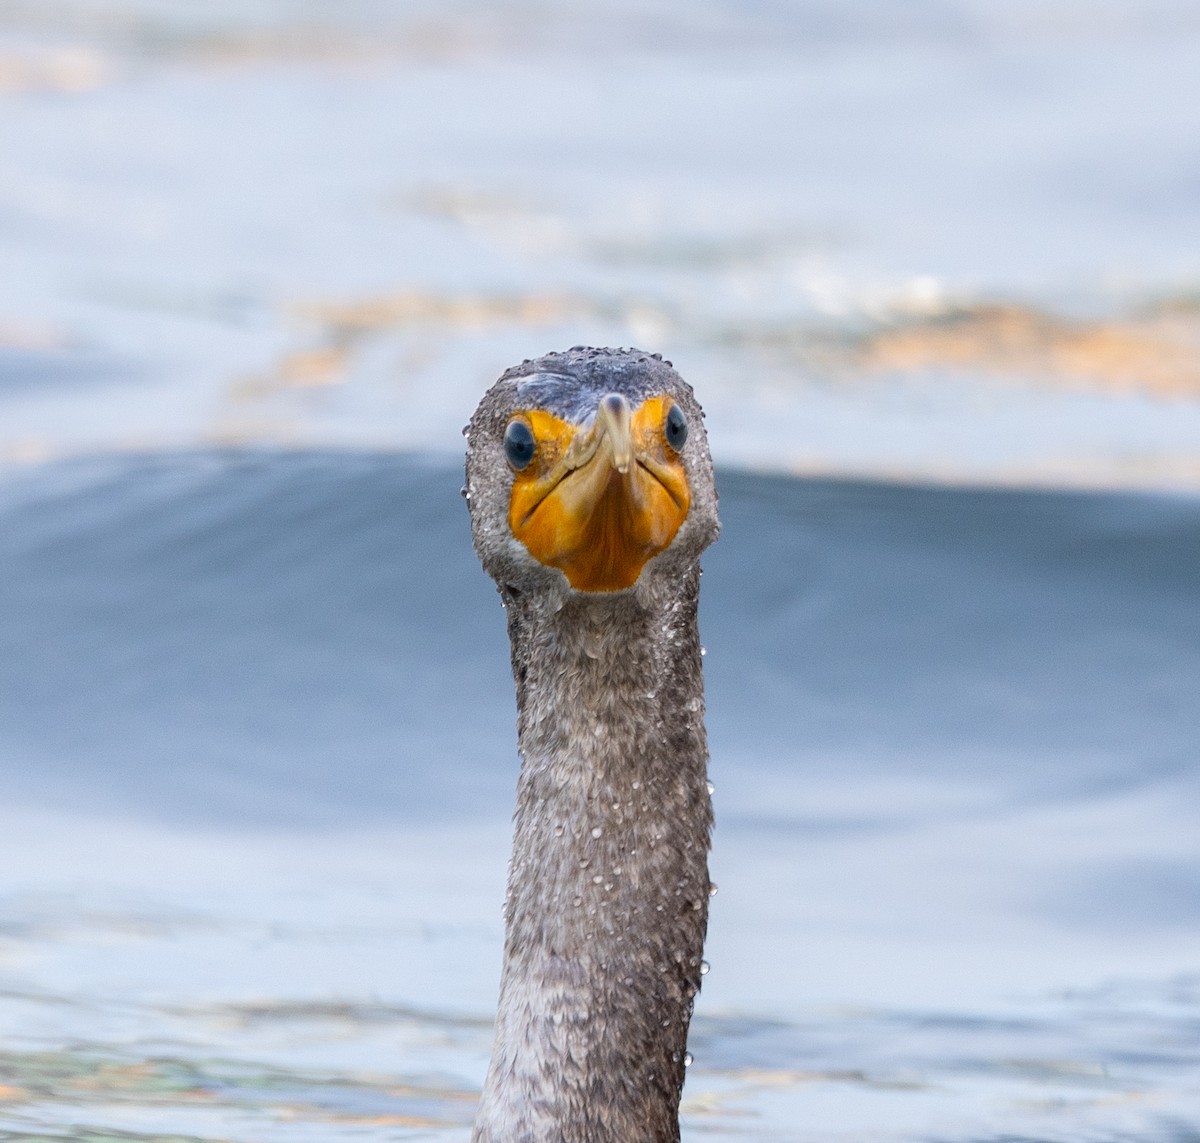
[1,451,1199,1141]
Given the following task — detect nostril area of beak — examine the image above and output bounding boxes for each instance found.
[597,393,633,473]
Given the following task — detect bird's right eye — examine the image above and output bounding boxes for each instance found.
[504,420,536,469]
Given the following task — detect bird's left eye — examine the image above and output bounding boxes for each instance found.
[504,419,536,469]
[665,404,688,452]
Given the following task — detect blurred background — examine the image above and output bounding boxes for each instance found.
[1,2,1199,1140]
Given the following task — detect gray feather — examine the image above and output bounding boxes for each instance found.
[465,348,720,1143]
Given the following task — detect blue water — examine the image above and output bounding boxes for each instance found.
[4,453,1198,829]
[2,451,1199,1140]
[4,0,1200,482]
[2,1,1200,1138]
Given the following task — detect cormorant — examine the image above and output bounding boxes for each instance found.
[465,347,720,1143]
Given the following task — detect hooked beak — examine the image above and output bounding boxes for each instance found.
[507,393,690,592]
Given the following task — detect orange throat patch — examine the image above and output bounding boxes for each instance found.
[507,397,690,592]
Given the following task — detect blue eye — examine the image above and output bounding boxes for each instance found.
[504,420,536,469]
[665,404,688,451]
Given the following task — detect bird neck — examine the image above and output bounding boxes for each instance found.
[473,568,712,1143]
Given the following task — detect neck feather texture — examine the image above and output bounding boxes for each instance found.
[473,567,712,1143]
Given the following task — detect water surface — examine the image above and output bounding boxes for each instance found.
[2,2,1200,1138]
[2,452,1198,1141]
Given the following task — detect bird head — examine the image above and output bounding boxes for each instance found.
[465,348,719,596]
